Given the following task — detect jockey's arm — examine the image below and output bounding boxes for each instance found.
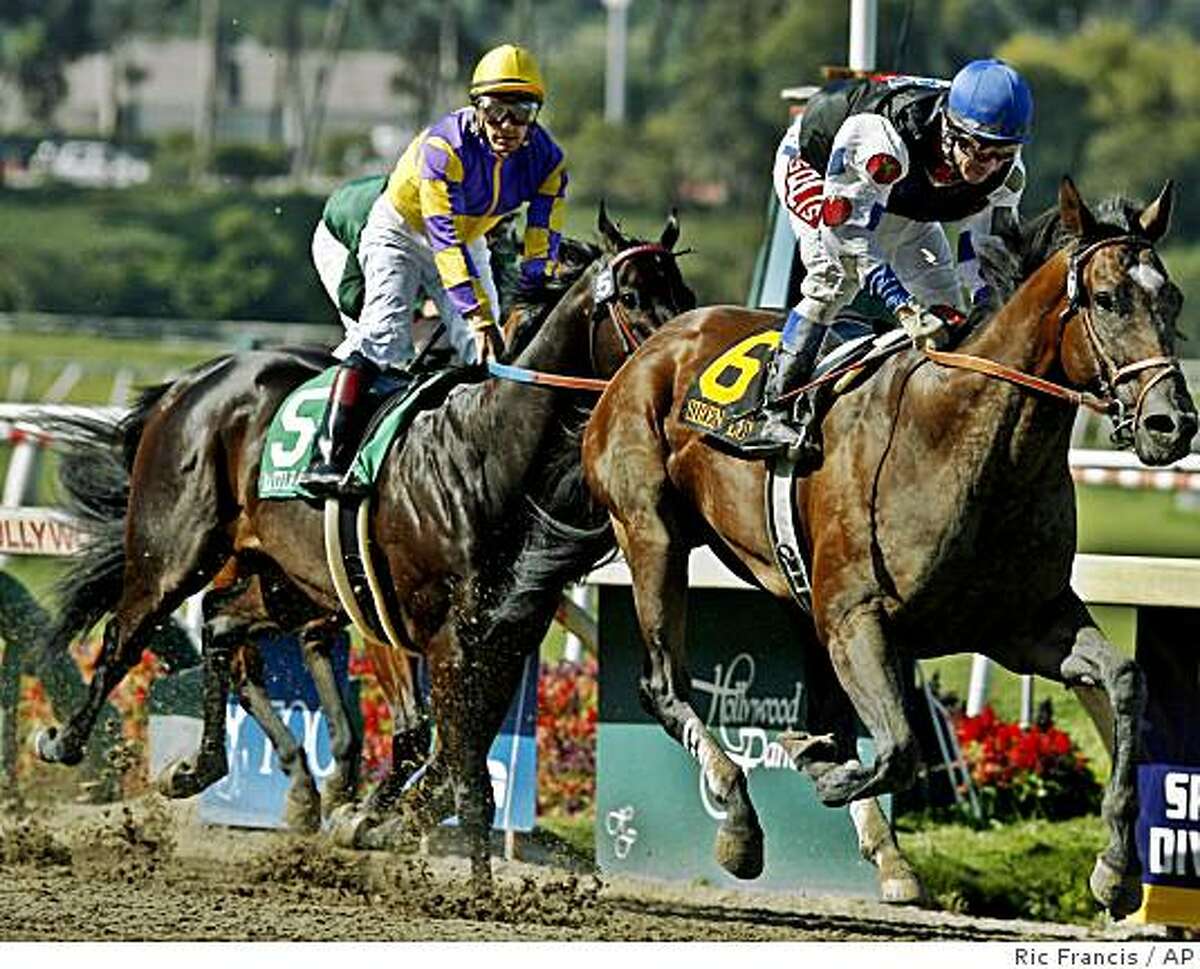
[815,113,919,320]
[519,158,568,289]
[955,157,1026,310]
[416,135,494,323]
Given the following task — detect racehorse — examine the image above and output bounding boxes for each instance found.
[582,177,1195,919]
[37,204,695,888]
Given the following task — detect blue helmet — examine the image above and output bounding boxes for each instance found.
[946,58,1033,144]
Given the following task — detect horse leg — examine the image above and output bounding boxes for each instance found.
[156,612,237,799]
[235,643,322,833]
[1023,594,1145,919]
[35,613,153,766]
[791,645,924,905]
[37,473,227,766]
[362,652,432,817]
[298,620,362,817]
[618,507,764,880]
[423,626,530,894]
[813,601,919,806]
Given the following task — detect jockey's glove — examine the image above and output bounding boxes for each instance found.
[896,302,952,351]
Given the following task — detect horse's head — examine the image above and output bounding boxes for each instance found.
[587,200,696,375]
[1056,176,1197,465]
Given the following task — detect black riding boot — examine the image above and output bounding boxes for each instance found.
[297,355,378,497]
[740,322,826,457]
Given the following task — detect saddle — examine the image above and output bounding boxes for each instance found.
[257,357,472,654]
[679,318,910,458]
[259,358,470,502]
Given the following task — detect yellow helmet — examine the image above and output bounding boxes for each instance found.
[469,44,546,103]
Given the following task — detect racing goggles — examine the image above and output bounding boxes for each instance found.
[475,96,540,127]
[947,124,1019,167]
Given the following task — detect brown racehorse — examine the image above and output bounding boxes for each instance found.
[582,178,1195,918]
[37,205,695,890]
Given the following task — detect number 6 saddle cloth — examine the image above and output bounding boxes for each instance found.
[678,318,907,453]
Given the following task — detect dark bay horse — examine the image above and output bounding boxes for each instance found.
[37,205,694,888]
[582,178,1195,918]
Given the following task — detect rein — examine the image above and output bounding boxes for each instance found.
[486,360,608,392]
[924,235,1181,434]
[488,242,676,394]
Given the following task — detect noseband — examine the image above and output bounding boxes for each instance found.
[590,243,675,369]
[926,233,1181,447]
[1059,235,1181,445]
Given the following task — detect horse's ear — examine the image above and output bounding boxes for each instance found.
[1137,180,1174,243]
[598,199,624,250]
[660,208,680,251]
[1059,176,1096,239]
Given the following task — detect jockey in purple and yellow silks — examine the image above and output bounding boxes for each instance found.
[300,43,568,497]
[385,101,567,326]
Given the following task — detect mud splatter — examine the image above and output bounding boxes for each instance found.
[68,796,176,881]
[246,837,372,900]
[0,817,71,867]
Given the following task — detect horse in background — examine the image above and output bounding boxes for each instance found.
[37,204,694,890]
[583,177,1194,918]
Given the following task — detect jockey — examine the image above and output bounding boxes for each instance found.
[300,43,569,496]
[743,58,1033,457]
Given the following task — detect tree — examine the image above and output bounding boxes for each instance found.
[89,0,186,138]
[0,0,97,126]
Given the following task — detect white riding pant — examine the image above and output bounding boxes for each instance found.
[312,193,499,368]
[771,151,961,325]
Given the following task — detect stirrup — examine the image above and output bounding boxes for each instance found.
[738,408,804,456]
[297,462,345,497]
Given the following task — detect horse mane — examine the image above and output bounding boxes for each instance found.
[501,237,601,358]
[964,192,1151,328]
[1015,195,1145,280]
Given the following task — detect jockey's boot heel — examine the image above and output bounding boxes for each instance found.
[297,354,377,498]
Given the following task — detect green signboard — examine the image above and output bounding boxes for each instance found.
[596,584,886,896]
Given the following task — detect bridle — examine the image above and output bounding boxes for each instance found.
[589,243,675,371]
[486,241,680,393]
[926,234,1181,446]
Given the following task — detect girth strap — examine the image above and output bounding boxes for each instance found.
[765,453,812,611]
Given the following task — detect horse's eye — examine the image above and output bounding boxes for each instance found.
[620,291,640,309]
[1093,291,1116,313]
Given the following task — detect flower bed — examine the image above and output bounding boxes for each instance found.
[953,704,1102,823]
[536,658,597,818]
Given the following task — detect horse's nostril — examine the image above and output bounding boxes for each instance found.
[1144,413,1179,435]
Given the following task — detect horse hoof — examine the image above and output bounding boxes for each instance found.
[156,759,199,799]
[284,779,322,834]
[715,822,764,879]
[328,804,372,848]
[1090,856,1143,920]
[34,727,81,766]
[320,773,356,819]
[878,860,926,906]
[778,731,838,770]
[813,763,866,808]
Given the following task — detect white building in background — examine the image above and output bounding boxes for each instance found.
[0,36,419,147]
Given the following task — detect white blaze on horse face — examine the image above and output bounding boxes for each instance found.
[1130,259,1165,296]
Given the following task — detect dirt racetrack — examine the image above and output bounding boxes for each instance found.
[0,795,1172,942]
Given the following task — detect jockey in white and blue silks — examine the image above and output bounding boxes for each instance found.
[299,43,568,496]
[744,58,1033,457]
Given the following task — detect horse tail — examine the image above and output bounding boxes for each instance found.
[486,496,615,638]
[483,410,616,637]
[42,385,168,655]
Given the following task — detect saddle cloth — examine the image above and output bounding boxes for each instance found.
[678,319,907,454]
[258,365,465,500]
